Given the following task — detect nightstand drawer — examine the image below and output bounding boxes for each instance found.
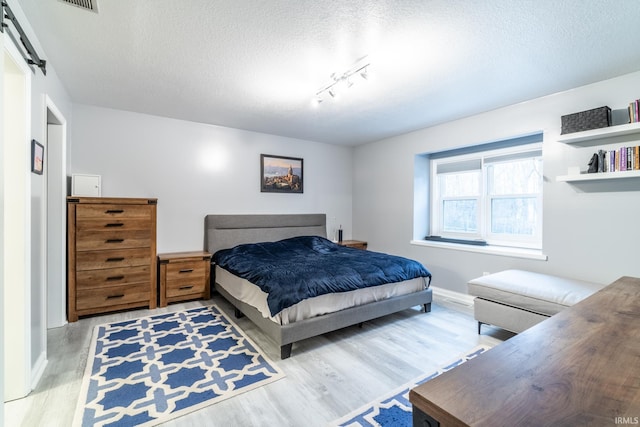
[165,261,207,281]
[76,282,150,310]
[166,278,206,298]
[76,248,151,271]
[76,265,151,289]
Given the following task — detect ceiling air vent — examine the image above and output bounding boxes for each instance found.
[58,0,99,13]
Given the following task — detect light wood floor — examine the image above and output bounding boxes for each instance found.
[6,295,513,427]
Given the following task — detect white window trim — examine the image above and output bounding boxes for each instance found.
[410,239,548,261]
[429,143,543,250]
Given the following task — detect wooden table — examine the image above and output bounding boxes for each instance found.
[409,276,640,427]
[337,240,368,250]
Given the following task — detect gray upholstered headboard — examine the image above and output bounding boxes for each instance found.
[204,214,327,255]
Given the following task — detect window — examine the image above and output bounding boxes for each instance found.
[429,143,543,249]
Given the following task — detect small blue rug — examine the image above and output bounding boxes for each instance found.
[331,345,491,427]
[73,305,284,427]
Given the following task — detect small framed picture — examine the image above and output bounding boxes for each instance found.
[260,154,303,193]
[31,139,44,175]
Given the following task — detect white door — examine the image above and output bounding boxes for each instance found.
[3,34,32,402]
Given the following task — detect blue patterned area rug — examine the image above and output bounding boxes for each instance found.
[330,345,491,427]
[73,305,284,427]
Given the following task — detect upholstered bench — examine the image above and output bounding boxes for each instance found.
[468,269,605,334]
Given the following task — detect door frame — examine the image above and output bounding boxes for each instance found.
[45,96,67,329]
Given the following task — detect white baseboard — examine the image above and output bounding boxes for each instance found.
[30,352,48,391]
[431,286,475,308]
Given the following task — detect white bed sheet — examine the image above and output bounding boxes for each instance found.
[215,265,427,325]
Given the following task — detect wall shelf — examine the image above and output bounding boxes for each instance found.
[557,170,640,182]
[558,122,640,146]
[558,120,640,184]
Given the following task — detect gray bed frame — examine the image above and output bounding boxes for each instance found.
[204,213,432,359]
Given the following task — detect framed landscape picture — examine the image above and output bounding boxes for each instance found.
[260,154,303,193]
[31,139,44,175]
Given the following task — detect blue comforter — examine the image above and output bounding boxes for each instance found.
[214,236,431,316]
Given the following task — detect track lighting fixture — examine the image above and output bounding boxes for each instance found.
[313,58,370,105]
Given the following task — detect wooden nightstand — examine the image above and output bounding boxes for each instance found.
[337,240,368,250]
[158,251,212,307]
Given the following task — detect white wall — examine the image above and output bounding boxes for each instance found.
[31,70,72,335]
[354,70,640,294]
[70,105,354,253]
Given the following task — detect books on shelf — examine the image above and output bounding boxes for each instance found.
[605,146,640,173]
[630,99,640,123]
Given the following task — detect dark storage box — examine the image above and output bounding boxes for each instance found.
[561,106,611,135]
[611,108,630,126]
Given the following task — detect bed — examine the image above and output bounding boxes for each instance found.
[205,213,432,359]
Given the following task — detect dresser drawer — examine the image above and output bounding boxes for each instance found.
[75,229,152,251]
[75,265,150,290]
[76,282,150,311]
[76,248,151,271]
[76,218,152,233]
[76,204,152,219]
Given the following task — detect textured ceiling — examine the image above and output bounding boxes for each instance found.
[15,0,640,146]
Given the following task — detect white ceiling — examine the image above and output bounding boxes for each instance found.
[15,0,640,146]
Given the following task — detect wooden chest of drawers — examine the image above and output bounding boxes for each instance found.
[67,197,157,322]
[158,251,212,307]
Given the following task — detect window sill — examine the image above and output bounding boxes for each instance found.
[410,239,548,261]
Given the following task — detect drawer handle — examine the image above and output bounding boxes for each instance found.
[106,239,125,244]
[106,294,125,299]
[179,285,194,290]
[179,269,194,273]
[106,275,125,281]
[105,223,124,228]
[105,209,124,214]
[106,257,125,262]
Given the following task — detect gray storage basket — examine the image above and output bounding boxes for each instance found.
[561,106,611,134]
